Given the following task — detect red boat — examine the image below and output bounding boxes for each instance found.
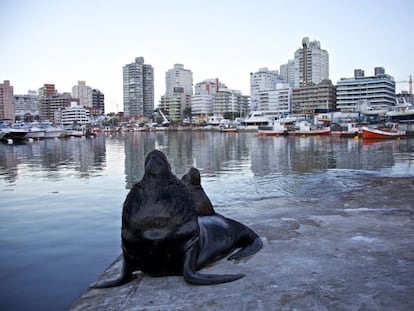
[361,123,406,139]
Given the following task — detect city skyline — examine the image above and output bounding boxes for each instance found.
[1,0,413,113]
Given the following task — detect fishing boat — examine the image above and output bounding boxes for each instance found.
[361,123,406,139]
[258,121,287,136]
[288,120,331,136]
[330,122,361,138]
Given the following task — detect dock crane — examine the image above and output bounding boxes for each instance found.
[396,74,412,96]
[153,108,170,127]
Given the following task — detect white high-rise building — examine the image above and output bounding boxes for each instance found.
[194,79,226,95]
[123,57,154,118]
[336,67,396,112]
[293,37,329,87]
[257,85,291,115]
[250,68,284,111]
[279,60,295,88]
[165,64,193,96]
[72,81,92,107]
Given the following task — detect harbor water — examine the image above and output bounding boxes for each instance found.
[0,132,413,311]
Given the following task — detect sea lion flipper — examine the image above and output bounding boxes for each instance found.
[227,236,263,261]
[183,243,245,285]
[89,255,135,288]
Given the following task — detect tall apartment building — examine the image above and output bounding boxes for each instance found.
[92,89,105,115]
[0,80,15,121]
[293,37,329,87]
[336,67,396,112]
[250,68,284,111]
[123,57,154,119]
[165,64,193,96]
[279,60,295,88]
[72,81,92,107]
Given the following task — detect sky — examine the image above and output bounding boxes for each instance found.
[1,0,413,113]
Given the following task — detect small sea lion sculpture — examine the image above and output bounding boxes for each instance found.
[91,149,262,288]
[181,167,215,216]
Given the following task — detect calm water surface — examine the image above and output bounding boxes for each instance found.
[1,132,413,310]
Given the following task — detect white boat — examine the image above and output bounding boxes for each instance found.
[3,123,28,140]
[25,125,46,139]
[240,111,271,131]
[64,126,86,137]
[258,120,287,136]
[330,122,361,138]
[39,123,64,138]
[385,104,414,121]
[288,120,331,136]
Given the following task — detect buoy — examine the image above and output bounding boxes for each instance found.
[7,139,13,144]
[28,138,34,143]
[354,135,359,140]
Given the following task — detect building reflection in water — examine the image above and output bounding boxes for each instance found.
[0,135,106,185]
[1,132,406,190]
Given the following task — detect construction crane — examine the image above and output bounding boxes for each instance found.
[396,74,412,96]
[153,108,170,127]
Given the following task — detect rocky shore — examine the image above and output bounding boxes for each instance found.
[71,176,414,310]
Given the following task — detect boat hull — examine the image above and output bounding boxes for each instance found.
[361,127,406,139]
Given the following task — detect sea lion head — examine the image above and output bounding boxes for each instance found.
[144,149,171,179]
[182,167,201,187]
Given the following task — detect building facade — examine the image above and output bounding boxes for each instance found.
[0,80,15,121]
[165,64,193,96]
[291,80,336,114]
[257,85,291,115]
[58,102,90,126]
[213,88,249,117]
[72,81,92,107]
[279,60,295,88]
[14,91,40,121]
[123,57,154,119]
[336,67,396,112]
[194,79,226,96]
[191,94,214,117]
[250,68,284,111]
[293,37,329,88]
[92,89,105,115]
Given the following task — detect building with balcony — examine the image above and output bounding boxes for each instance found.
[336,67,396,112]
[292,80,336,114]
[72,81,92,107]
[58,102,90,126]
[14,91,40,121]
[257,85,291,115]
[165,64,193,96]
[123,57,154,119]
[0,80,14,121]
[213,88,249,118]
[250,68,284,111]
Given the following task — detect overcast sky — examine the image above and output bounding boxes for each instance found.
[1,0,413,113]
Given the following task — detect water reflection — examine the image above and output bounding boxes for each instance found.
[1,133,413,189]
[0,136,106,184]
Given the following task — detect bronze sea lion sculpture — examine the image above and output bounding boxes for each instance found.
[90,149,262,288]
[181,167,216,216]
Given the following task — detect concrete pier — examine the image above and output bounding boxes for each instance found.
[71,176,414,310]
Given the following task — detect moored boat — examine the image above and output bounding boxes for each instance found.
[361,123,406,139]
[288,120,331,136]
[330,122,361,138]
[258,121,288,136]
